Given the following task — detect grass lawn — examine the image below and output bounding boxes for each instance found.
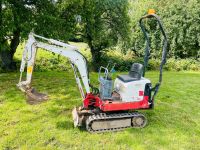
[0,71,199,150]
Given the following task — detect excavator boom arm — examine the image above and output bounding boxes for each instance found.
[18,33,90,99]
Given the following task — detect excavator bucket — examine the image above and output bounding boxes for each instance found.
[25,87,48,105]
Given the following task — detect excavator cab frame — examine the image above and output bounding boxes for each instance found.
[139,13,168,105]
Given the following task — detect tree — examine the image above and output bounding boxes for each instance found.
[80,0,130,71]
[129,0,200,59]
[1,0,130,72]
[1,0,34,70]
[0,0,71,71]
[161,0,200,59]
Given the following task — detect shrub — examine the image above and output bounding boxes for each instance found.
[93,50,200,72]
[165,58,200,71]
[12,45,200,73]
[129,0,200,59]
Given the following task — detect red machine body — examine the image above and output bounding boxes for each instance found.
[83,93,150,112]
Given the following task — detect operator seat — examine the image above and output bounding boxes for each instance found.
[117,63,143,82]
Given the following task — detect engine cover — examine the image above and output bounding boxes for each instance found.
[114,77,151,102]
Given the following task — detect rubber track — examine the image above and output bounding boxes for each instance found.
[86,112,146,133]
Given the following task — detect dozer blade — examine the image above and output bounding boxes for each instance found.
[72,107,83,127]
[72,107,79,127]
[72,107,89,127]
[26,87,48,105]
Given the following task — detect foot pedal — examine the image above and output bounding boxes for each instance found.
[26,87,48,105]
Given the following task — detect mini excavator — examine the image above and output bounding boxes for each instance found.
[17,11,168,133]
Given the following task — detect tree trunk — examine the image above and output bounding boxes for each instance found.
[10,29,20,59]
[89,44,102,71]
[86,31,103,71]
[0,29,20,71]
[0,0,21,71]
[91,48,102,71]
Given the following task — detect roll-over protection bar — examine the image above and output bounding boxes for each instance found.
[139,13,168,101]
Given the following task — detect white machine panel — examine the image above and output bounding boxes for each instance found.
[114,77,151,102]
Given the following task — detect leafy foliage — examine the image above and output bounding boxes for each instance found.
[0,0,87,71]
[0,0,130,71]
[78,0,130,70]
[129,0,200,59]
[11,44,200,73]
[1,0,200,72]
[0,0,73,41]
[161,0,200,58]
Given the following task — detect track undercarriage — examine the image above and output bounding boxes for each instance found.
[72,107,147,133]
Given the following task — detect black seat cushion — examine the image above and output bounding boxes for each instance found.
[117,74,140,83]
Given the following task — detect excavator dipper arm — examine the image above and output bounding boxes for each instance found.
[17,32,90,103]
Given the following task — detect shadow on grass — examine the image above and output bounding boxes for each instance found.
[56,120,74,130]
[56,120,88,133]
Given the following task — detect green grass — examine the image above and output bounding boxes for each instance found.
[0,71,200,150]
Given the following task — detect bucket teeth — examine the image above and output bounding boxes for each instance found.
[26,87,48,105]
